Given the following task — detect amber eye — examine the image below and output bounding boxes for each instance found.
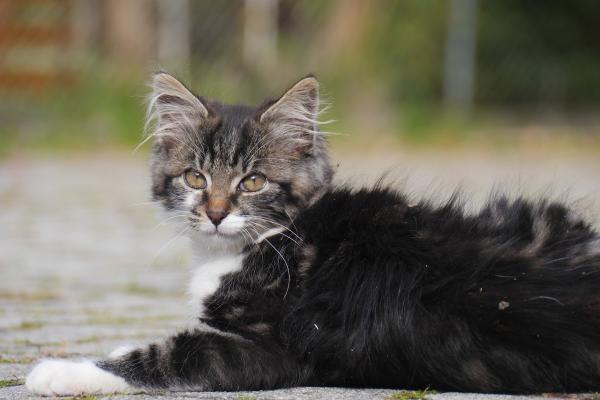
[239,174,267,192]
[183,170,207,190]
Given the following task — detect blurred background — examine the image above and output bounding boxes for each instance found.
[1,0,600,151]
[0,1,599,388]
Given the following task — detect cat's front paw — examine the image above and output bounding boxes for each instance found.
[26,359,131,396]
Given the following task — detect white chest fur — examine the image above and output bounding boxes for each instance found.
[188,254,244,316]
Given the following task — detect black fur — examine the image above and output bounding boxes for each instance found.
[97,74,600,394]
[100,186,600,393]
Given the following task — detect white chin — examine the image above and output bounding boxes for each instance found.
[197,225,241,239]
[197,214,246,238]
[215,230,241,238]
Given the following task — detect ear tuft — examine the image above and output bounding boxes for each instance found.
[151,73,208,118]
[145,73,208,143]
[258,76,322,156]
[260,76,319,124]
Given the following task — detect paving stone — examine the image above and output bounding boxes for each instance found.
[1,152,598,400]
[0,384,580,400]
[0,364,29,380]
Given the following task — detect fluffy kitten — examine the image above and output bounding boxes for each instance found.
[27,73,600,396]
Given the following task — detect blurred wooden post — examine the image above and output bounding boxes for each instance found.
[243,0,278,72]
[105,0,154,66]
[156,0,191,78]
[316,0,372,65]
[0,0,73,90]
[70,0,101,54]
[443,0,478,113]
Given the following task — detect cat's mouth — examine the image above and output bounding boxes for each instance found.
[195,216,247,239]
[186,212,247,238]
[213,229,242,238]
[197,224,241,237]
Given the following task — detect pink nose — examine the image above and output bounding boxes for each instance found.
[207,210,227,226]
[206,197,230,226]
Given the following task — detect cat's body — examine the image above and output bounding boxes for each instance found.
[26,74,600,396]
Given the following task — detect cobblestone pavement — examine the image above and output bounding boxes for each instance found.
[1,149,599,400]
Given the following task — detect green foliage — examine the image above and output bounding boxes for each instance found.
[0,379,24,388]
[385,388,438,400]
[15,321,43,330]
[369,1,448,104]
[235,394,257,400]
[0,357,33,364]
[1,0,599,154]
[0,67,145,153]
[476,0,600,105]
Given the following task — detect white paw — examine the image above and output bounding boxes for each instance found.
[26,359,131,396]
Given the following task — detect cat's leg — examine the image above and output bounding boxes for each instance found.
[25,359,132,396]
[26,328,302,396]
[25,344,139,396]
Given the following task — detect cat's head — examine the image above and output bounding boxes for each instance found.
[148,73,333,249]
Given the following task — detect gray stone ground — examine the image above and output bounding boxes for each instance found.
[1,148,599,400]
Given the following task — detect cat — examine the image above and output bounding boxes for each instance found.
[26,73,600,396]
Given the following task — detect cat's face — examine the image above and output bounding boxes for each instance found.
[148,73,332,248]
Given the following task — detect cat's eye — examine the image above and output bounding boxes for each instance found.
[183,170,207,190]
[239,174,267,192]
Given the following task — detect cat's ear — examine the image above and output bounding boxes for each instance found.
[257,75,321,155]
[147,72,208,143]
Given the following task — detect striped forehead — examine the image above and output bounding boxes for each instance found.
[198,104,255,170]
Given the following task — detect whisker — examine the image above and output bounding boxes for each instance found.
[125,201,160,208]
[238,226,255,247]
[247,216,303,242]
[246,222,292,299]
[247,220,301,246]
[284,209,300,234]
[261,235,292,299]
[151,225,190,263]
[151,212,190,231]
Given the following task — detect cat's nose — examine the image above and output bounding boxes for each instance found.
[207,210,228,226]
[206,197,230,226]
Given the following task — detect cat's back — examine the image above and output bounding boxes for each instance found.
[290,187,600,391]
[299,186,599,261]
[296,186,419,249]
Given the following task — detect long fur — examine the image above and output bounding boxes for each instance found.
[94,187,600,393]
[26,74,600,396]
